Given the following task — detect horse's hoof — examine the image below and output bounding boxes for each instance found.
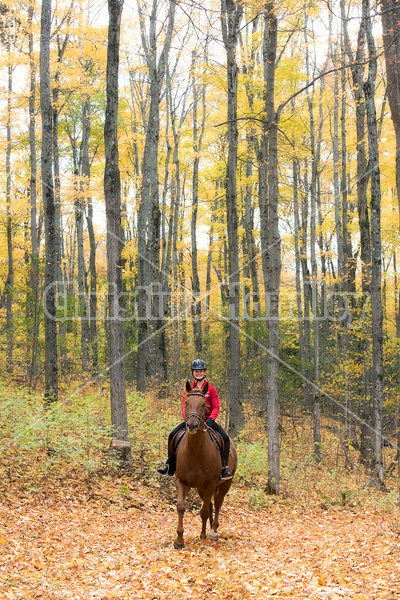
[210,529,219,541]
[173,540,184,550]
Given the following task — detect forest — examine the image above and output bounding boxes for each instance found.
[1,0,400,596]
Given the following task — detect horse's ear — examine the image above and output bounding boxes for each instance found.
[203,382,209,395]
[186,380,192,393]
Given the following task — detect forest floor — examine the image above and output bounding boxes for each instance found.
[1,475,400,600]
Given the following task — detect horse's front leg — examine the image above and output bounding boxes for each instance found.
[174,479,190,550]
[210,480,231,541]
[200,485,215,542]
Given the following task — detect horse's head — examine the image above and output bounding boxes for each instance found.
[184,380,209,434]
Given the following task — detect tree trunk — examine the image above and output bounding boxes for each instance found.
[394,253,400,337]
[28,0,40,388]
[52,28,70,372]
[67,125,91,375]
[293,157,308,404]
[340,54,353,442]
[381,0,400,228]
[341,2,370,289]
[264,4,281,494]
[363,0,384,488]
[81,96,99,373]
[161,99,172,291]
[40,0,58,402]
[244,134,260,319]
[305,16,322,462]
[178,190,188,371]
[240,16,261,322]
[205,186,218,362]
[171,151,181,381]
[341,0,373,465]
[104,0,129,449]
[332,58,343,281]
[191,51,205,356]
[221,0,244,437]
[300,163,313,410]
[341,60,355,294]
[5,63,13,371]
[136,0,176,390]
[75,189,90,372]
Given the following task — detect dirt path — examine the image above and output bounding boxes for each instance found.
[1,488,399,599]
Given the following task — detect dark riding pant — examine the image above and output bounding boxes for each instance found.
[207,419,231,472]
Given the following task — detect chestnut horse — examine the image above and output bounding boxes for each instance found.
[173,381,237,549]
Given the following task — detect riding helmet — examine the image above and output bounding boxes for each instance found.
[191,358,206,371]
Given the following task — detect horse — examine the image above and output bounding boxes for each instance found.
[173,380,237,549]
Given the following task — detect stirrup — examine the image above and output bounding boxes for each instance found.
[219,467,233,481]
[156,464,169,475]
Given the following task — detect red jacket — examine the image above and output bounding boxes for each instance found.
[181,380,220,421]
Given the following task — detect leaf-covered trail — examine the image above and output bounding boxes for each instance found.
[1,487,399,599]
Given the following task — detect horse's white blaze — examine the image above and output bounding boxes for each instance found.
[210,529,218,540]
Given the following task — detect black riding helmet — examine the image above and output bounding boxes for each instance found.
[191,358,206,371]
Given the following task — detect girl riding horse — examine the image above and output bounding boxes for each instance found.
[156,359,233,481]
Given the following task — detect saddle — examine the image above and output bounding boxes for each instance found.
[170,426,224,457]
[206,426,224,453]
[170,429,186,455]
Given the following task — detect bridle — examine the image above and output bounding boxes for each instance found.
[185,390,207,428]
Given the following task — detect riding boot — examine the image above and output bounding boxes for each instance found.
[220,441,233,481]
[156,452,176,476]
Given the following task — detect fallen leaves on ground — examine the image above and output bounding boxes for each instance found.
[1,483,399,599]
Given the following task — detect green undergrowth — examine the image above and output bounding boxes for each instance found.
[0,382,398,513]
